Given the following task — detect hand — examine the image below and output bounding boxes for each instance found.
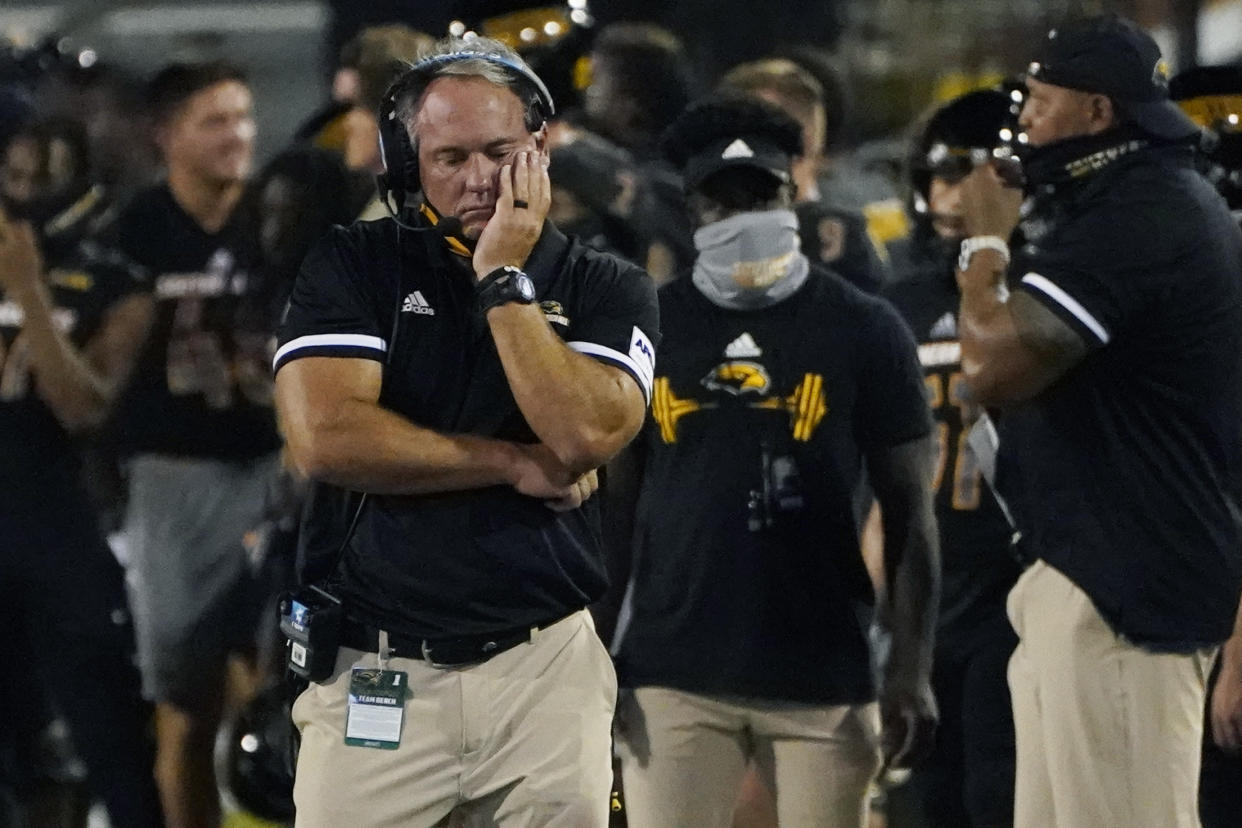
[0,205,45,298]
[544,468,599,512]
[509,442,577,501]
[1211,651,1242,753]
[958,163,1023,241]
[879,676,938,770]
[473,150,551,277]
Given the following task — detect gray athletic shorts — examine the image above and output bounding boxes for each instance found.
[124,452,280,711]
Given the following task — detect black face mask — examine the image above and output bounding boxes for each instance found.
[1021,126,1153,192]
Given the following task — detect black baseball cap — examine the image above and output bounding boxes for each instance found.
[682,135,793,190]
[1026,14,1200,141]
[661,94,802,192]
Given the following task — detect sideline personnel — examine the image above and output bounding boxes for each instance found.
[955,16,1242,827]
[610,94,938,828]
[274,37,658,827]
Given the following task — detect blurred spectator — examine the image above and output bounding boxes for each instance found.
[111,61,282,828]
[720,57,888,293]
[543,22,698,281]
[336,25,434,176]
[779,48,912,256]
[610,94,938,828]
[582,22,698,162]
[34,60,160,218]
[882,89,1022,828]
[293,23,433,221]
[251,146,355,317]
[0,118,163,828]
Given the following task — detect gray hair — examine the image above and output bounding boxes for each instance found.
[391,36,548,137]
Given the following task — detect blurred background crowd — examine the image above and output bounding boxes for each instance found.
[1,0,1240,827]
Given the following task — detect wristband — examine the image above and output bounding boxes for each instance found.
[958,236,1011,272]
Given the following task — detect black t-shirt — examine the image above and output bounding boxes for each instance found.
[884,250,1022,657]
[0,241,146,517]
[276,218,659,639]
[999,146,1242,650]
[113,185,279,459]
[616,269,931,704]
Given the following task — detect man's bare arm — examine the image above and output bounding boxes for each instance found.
[1211,592,1242,752]
[0,215,154,431]
[488,305,648,475]
[957,248,1087,406]
[868,434,941,768]
[276,356,580,499]
[473,150,650,476]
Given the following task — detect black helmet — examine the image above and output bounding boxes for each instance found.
[909,88,1021,213]
[906,87,1023,258]
[222,684,296,822]
[1170,65,1242,211]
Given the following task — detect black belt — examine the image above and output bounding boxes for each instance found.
[339,615,567,667]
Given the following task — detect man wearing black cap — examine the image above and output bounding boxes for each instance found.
[609,94,938,828]
[954,15,1242,827]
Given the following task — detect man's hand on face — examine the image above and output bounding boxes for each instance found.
[958,163,1023,241]
[473,150,551,278]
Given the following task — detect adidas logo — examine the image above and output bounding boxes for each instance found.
[929,312,956,340]
[724,332,762,359]
[721,139,754,160]
[401,291,435,315]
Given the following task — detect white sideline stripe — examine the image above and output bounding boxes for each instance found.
[273,334,387,369]
[1021,273,1111,345]
[568,341,653,400]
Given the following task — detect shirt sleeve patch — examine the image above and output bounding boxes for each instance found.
[569,335,655,404]
[1019,272,1111,346]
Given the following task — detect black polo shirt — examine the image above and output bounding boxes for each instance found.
[999,143,1242,650]
[275,217,659,640]
[884,252,1022,658]
[615,269,930,704]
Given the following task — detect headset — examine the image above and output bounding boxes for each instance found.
[375,47,557,219]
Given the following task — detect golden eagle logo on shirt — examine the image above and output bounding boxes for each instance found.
[652,368,828,444]
[701,361,771,395]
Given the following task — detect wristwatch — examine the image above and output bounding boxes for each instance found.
[958,236,1011,272]
[477,265,536,312]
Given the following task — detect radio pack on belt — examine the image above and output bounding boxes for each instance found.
[279,584,343,682]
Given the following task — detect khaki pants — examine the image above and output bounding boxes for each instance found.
[1007,560,1217,828]
[292,610,616,828]
[616,686,881,828]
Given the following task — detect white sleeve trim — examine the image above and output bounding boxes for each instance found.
[568,341,653,402]
[1020,272,1111,345]
[273,333,387,369]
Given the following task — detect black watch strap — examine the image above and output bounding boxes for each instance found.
[477,265,535,312]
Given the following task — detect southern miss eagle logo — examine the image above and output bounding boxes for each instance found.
[652,369,828,444]
[701,361,771,395]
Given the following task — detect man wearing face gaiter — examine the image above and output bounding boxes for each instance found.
[608,94,940,828]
